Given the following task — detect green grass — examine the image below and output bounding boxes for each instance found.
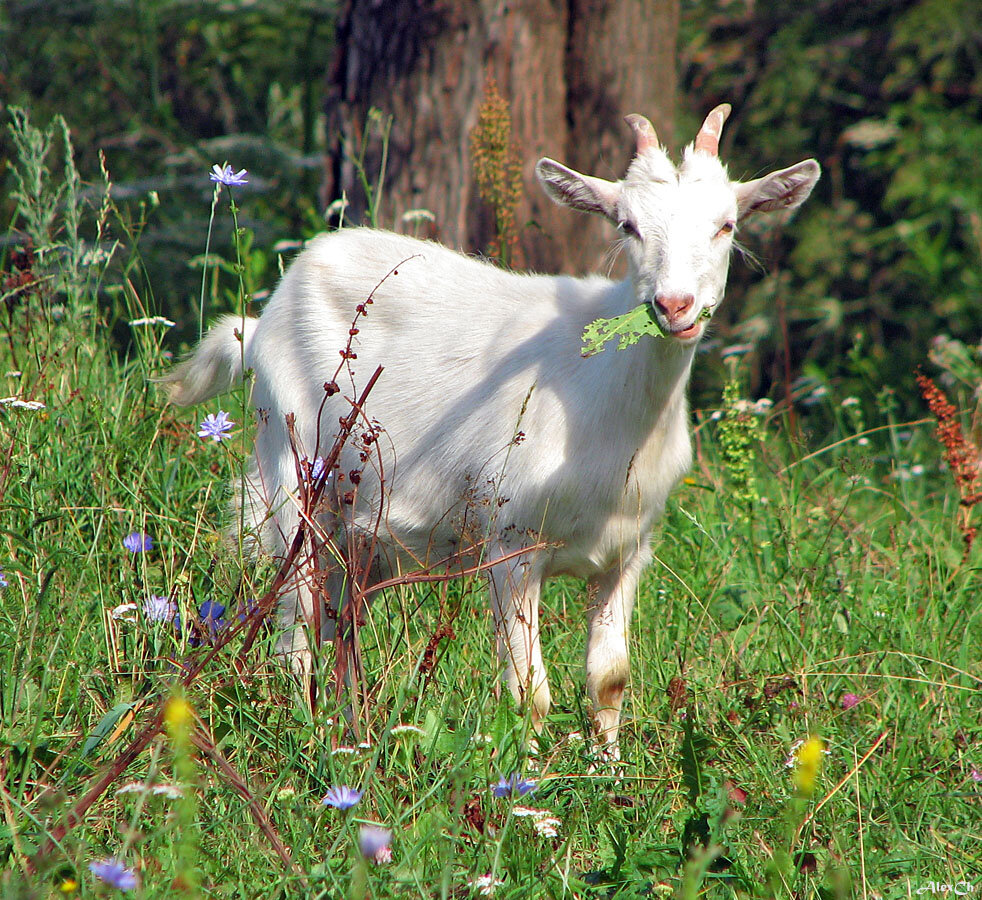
[1,114,980,899]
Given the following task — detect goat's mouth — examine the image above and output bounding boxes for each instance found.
[667,321,703,340]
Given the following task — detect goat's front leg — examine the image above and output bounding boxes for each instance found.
[489,558,551,732]
[586,556,642,754]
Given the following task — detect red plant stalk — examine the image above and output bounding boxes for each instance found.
[916,371,982,556]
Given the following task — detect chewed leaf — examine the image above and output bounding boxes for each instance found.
[581,303,666,357]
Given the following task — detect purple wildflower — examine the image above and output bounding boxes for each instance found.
[197,410,234,442]
[321,784,362,810]
[188,599,227,646]
[142,595,176,624]
[971,765,982,783]
[0,571,7,589]
[209,164,249,186]
[88,858,138,891]
[123,532,153,554]
[492,773,536,798]
[841,693,860,710]
[302,455,328,483]
[358,825,392,864]
[199,599,226,630]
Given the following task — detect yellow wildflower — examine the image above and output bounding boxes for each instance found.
[793,736,825,797]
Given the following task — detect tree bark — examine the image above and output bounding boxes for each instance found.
[325,0,678,275]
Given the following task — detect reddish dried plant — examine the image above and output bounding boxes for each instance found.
[916,371,982,556]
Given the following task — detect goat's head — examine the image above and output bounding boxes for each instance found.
[536,104,821,342]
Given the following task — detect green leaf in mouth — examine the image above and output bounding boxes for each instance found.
[581,303,666,357]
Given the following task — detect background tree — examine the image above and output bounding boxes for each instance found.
[324,0,679,273]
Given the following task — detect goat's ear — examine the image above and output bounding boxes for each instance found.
[734,159,820,219]
[535,158,620,221]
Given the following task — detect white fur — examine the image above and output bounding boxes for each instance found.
[165,114,819,750]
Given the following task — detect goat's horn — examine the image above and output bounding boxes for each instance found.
[624,114,658,154]
[693,103,732,156]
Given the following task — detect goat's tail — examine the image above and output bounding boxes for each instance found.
[159,315,258,406]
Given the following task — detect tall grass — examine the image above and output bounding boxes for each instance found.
[1,109,979,899]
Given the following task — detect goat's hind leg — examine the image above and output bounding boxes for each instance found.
[489,557,552,732]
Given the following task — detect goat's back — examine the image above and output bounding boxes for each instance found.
[238,228,692,575]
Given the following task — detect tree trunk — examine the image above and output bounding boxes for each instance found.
[325,0,678,274]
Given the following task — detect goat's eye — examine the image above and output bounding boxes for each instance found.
[715,221,735,239]
[618,219,641,240]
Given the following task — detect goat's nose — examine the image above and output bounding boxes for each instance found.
[654,292,695,321]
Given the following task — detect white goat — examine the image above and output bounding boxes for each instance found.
[165,105,819,751]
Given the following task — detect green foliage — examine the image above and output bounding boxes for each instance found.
[1,1,336,333]
[716,374,766,513]
[680,0,981,406]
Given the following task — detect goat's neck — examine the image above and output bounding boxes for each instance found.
[608,277,699,420]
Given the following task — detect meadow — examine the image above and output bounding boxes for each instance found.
[1,110,980,900]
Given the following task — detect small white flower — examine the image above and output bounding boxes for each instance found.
[857,437,871,447]
[81,246,111,266]
[272,239,304,254]
[331,746,357,756]
[401,208,436,224]
[567,731,584,743]
[391,724,426,737]
[357,741,372,750]
[511,805,544,818]
[325,198,349,218]
[510,805,562,837]
[532,815,561,838]
[110,603,138,622]
[840,396,860,408]
[151,784,184,799]
[469,874,505,896]
[0,396,46,410]
[116,782,145,796]
[129,316,176,327]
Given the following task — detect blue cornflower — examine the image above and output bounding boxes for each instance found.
[186,600,227,646]
[0,571,7,589]
[209,163,249,186]
[321,784,362,810]
[142,595,176,624]
[302,455,328,483]
[492,773,536,798]
[199,599,227,634]
[123,532,153,554]
[197,410,234,442]
[88,858,138,891]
